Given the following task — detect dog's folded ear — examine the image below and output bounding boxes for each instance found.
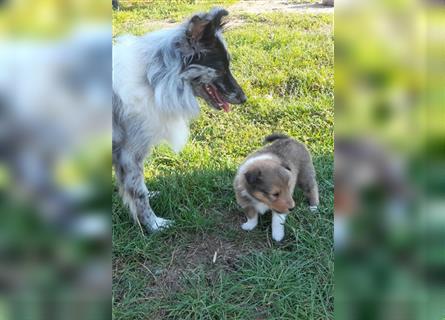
[282,163,292,172]
[186,8,228,44]
[186,15,211,43]
[245,169,262,186]
[208,7,229,30]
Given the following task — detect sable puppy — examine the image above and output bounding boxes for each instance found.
[234,134,319,242]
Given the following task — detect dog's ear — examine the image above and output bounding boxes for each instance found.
[245,169,262,186]
[186,15,212,43]
[209,7,229,31]
[281,163,291,172]
[186,8,228,44]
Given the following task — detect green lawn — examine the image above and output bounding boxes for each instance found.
[113,2,334,319]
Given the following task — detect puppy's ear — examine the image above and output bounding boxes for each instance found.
[186,15,211,43]
[245,169,262,186]
[282,163,291,172]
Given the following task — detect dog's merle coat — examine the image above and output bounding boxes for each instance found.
[113,8,246,231]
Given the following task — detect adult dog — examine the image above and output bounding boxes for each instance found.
[112,8,246,232]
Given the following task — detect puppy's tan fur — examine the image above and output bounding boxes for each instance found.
[234,134,319,241]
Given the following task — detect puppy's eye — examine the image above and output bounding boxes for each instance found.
[272,192,280,197]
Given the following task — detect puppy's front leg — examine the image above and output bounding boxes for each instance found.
[241,206,258,231]
[305,183,319,212]
[272,212,288,242]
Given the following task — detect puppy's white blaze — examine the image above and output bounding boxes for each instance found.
[241,215,258,231]
[238,153,277,175]
[272,212,288,242]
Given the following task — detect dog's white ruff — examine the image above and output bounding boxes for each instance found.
[113,29,199,153]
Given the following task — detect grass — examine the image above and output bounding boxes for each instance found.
[113,1,334,319]
[113,0,239,29]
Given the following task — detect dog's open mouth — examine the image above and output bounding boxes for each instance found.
[203,84,230,112]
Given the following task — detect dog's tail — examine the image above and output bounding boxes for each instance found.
[263,133,290,144]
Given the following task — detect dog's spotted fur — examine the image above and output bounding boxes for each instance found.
[113,8,246,232]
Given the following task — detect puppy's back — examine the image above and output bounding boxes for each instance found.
[261,134,317,195]
[257,134,312,167]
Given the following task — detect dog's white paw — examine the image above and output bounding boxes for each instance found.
[272,228,285,242]
[151,217,173,231]
[272,212,287,242]
[241,218,258,231]
[309,205,318,212]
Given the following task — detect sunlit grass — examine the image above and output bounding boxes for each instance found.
[113,3,333,319]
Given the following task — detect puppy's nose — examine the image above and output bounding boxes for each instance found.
[288,206,295,211]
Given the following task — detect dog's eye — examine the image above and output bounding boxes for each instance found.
[272,192,280,197]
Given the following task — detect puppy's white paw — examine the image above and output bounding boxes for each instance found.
[272,228,285,242]
[272,212,287,242]
[309,205,318,212]
[241,218,258,231]
[151,217,174,231]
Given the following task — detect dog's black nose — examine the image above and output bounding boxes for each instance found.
[238,93,247,104]
[288,206,295,211]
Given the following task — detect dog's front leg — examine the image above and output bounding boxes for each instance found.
[302,180,319,212]
[271,212,288,242]
[241,206,258,231]
[114,150,172,232]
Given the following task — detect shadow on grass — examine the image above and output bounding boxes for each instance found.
[112,153,333,310]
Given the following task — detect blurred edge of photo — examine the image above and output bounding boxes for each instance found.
[0,0,111,319]
[335,0,445,319]
[0,0,443,319]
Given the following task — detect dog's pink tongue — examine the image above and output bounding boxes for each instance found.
[212,87,230,112]
[222,101,230,112]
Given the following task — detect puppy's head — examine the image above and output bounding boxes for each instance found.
[180,8,246,112]
[244,162,295,213]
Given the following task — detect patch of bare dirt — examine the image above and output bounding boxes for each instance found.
[138,0,333,30]
[140,213,271,299]
[228,0,334,15]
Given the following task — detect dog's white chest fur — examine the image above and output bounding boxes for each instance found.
[149,114,190,153]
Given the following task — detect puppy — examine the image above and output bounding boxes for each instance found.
[234,134,319,242]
